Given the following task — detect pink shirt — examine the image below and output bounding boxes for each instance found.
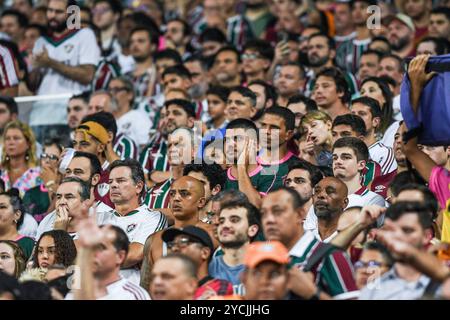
[429,166,450,209]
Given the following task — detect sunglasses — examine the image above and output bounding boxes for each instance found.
[40,153,59,161]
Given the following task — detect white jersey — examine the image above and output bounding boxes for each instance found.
[381,121,401,149]
[0,44,19,89]
[102,205,168,245]
[116,110,152,147]
[35,202,114,240]
[30,28,100,126]
[369,141,397,175]
[354,186,386,207]
[66,277,150,300]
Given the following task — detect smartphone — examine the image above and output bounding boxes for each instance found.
[59,148,75,174]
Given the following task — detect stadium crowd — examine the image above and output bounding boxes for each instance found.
[0,0,450,300]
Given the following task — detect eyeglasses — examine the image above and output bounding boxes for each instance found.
[354,260,385,269]
[241,53,261,60]
[40,153,59,161]
[166,237,200,250]
[109,87,128,94]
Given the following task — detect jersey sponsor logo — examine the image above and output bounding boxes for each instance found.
[97,183,110,197]
[64,44,74,54]
[375,185,386,191]
[126,223,137,233]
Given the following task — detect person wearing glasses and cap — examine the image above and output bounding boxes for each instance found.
[162,225,233,300]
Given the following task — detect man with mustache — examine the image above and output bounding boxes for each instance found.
[140,176,217,291]
[28,0,100,141]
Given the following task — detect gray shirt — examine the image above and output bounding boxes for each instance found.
[359,266,431,300]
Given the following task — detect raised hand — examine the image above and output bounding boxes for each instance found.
[357,205,386,229]
[77,215,103,249]
[54,205,71,231]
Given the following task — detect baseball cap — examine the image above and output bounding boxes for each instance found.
[244,241,290,269]
[162,225,214,253]
[386,13,416,33]
[75,121,109,145]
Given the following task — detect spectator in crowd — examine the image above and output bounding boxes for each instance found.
[241,39,274,83]
[162,225,233,299]
[386,13,417,58]
[67,92,91,132]
[402,0,432,40]
[0,9,27,49]
[23,138,62,222]
[284,160,324,220]
[149,253,199,300]
[0,189,34,259]
[274,63,306,107]
[184,55,210,120]
[1,121,40,196]
[225,86,257,122]
[0,240,26,279]
[205,86,229,131]
[209,200,261,295]
[212,46,242,88]
[258,107,299,189]
[416,36,450,56]
[286,94,318,135]
[428,7,450,41]
[358,50,382,82]
[261,187,358,298]
[300,110,333,167]
[107,76,152,148]
[248,80,277,122]
[359,202,434,299]
[31,230,77,269]
[311,67,351,120]
[28,0,100,141]
[107,159,167,284]
[70,218,150,300]
[164,18,193,59]
[92,0,122,61]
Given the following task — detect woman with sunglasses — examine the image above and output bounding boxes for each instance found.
[23,138,63,223]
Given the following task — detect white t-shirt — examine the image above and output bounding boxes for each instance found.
[66,277,150,300]
[369,141,397,175]
[18,213,38,239]
[30,28,100,126]
[116,110,152,147]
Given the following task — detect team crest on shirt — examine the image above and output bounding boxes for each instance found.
[127,223,137,233]
[123,122,132,130]
[97,183,110,197]
[64,44,74,54]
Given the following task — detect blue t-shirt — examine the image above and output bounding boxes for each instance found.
[208,255,245,295]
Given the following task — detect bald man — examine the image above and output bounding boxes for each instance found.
[261,186,357,298]
[140,176,218,290]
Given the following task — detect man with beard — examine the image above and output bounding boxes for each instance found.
[248,80,277,123]
[92,0,122,61]
[209,200,261,295]
[261,186,358,298]
[184,55,210,122]
[387,13,416,58]
[258,107,299,189]
[69,219,150,300]
[274,63,306,107]
[334,0,356,48]
[304,33,358,98]
[164,18,193,59]
[28,0,100,142]
[140,99,196,185]
[212,46,242,88]
[357,50,382,83]
[370,122,408,199]
[125,27,158,99]
[284,160,324,221]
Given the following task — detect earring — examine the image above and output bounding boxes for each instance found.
[5,155,10,161]
[25,153,30,161]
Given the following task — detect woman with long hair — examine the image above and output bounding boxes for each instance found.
[1,121,41,197]
[0,189,34,259]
